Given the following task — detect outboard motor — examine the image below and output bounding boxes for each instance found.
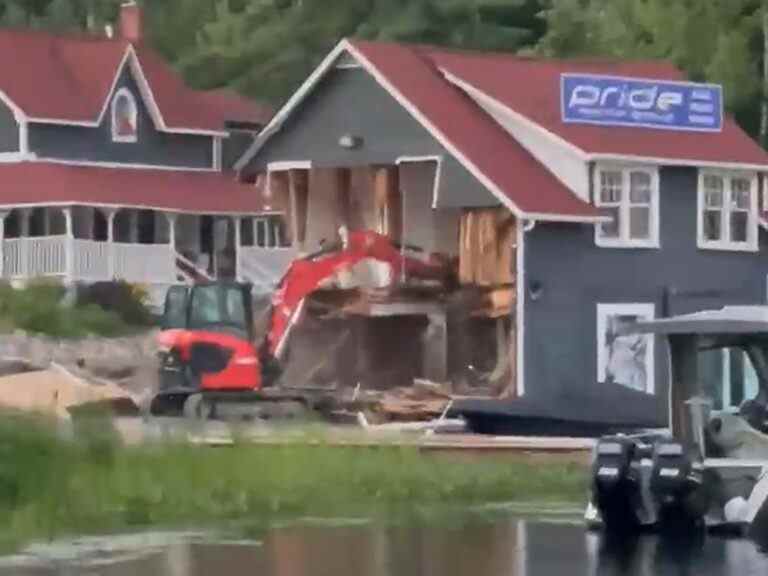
[650,440,706,530]
[591,436,643,531]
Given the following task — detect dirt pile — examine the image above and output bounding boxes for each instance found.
[0,365,137,419]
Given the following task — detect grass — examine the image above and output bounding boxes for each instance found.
[0,412,588,553]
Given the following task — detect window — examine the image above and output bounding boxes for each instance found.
[596,303,656,395]
[698,171,757,251]
[595,166,659,248]
[698,347,760,412]
[111,88,138,143]
[241,216,288,249]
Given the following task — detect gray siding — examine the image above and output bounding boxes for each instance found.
[244,67,498,208]
[27,66,214,169]
[523,166,768,426]
[0,101,18,152]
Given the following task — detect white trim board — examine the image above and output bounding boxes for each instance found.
[267,160,313,171]
[395,155,443,209]
[30,157,218,172]
[234,39,604,224]
[0,200,282,217]
[516,221,526,397]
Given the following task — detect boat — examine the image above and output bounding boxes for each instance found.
[586,306,768,535]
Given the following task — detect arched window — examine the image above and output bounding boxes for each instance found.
[111,87,138,143]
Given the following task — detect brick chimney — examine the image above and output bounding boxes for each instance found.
[119,1,143,43]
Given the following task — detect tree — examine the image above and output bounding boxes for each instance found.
[178,0,548,105]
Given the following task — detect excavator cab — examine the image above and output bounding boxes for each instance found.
[161,283,254,341]
[154,282,262,416]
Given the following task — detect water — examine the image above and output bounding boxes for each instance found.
[2,515,768,575]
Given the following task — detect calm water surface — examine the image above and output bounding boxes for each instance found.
[3,515,768,575]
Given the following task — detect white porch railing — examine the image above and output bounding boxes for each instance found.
[114,243,175,284]
[73,239,110,282]
[3,236,68,278]
[1,237,175,285]
[238,247,297,293]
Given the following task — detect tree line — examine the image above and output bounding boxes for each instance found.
[2,0,768,145]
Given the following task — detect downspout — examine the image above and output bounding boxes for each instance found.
[516,217,535,397]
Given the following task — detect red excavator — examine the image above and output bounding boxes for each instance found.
[152,230,444,419]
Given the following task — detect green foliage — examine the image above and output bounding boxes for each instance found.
[0,415,587,552]
[0,281,139,339]
[76,281,153,327]
[175,0,546,104]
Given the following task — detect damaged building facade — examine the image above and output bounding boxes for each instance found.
[236,39,768,433]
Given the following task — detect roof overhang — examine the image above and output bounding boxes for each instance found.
[624,306,768,336]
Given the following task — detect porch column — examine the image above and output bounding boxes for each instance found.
[165,213,177,283]
[129,210,139,244]
[0,211,7,278]
[19,208,30,279]
[234,216,242,282]
[103,208,117,280]
[63,207,74,282]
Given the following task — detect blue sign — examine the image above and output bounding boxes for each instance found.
[561,74,723,132]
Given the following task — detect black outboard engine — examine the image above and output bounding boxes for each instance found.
[591,436,643,531]
[650,440,706,530]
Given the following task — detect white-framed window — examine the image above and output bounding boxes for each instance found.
[596,303,656,395]
[697,170,758,251]
[241,216,287,249]
[594,166,659,248]
[111,87,138,143]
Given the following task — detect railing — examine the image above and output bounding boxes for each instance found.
[2,236,67,278]
[238,246,297,293]
[114,243,175,284]
[72,239,110,282]
[176,252,213,284]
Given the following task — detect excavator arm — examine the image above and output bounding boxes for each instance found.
[262,230,444,365]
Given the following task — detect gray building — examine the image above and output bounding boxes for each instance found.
[236,39,768,433]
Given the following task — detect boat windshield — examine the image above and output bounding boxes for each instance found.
[697,343,768,411]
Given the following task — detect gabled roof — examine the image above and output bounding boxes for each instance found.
[429,49,768,168]
[239,39,605,223]
[0,162,268,215]
[0,28,265,136]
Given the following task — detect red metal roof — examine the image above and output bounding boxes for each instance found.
[422,47,768,166]
[0,162,266,214]
[348,40,603,220]
[196,89,274,127]
[0,28,267,133]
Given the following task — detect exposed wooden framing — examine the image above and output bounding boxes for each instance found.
[372,166,402,243]
[335,168,353,231]
[459,208,516,286]
[288,169,309,247]
[268,171,293,245]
